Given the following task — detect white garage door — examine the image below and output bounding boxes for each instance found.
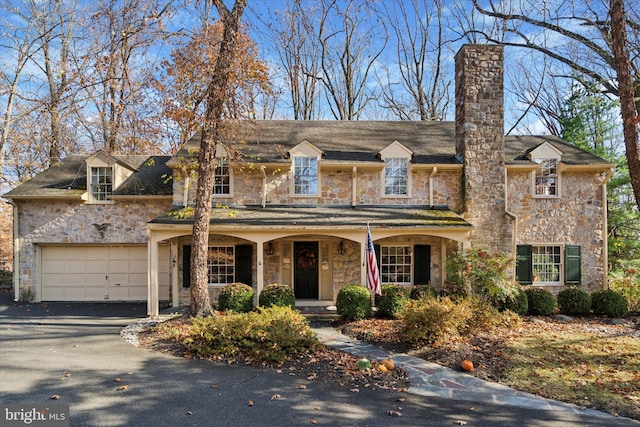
[40,245,170,302]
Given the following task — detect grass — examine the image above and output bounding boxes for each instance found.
[502,328,640,419]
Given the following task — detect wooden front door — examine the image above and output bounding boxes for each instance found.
[294,241,319,299]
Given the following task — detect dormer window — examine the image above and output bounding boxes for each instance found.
[535,158,558,196]
[293,156,318,195]
[384,158,408,196]
[380,141,413,197]
[90,166,113,201]
[213,158,230,195]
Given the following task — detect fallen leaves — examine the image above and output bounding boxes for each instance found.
[50,394,61,400]
[117,385,129,391]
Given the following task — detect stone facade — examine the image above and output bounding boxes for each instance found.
[455,44,512,253]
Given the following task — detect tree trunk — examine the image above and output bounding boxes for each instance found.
[188,0,248,317]
[610,0,640,208]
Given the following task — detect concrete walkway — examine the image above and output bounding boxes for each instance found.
[311,324,618,419]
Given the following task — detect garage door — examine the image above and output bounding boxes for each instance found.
[40,245,170,302]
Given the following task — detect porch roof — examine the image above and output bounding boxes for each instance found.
[149,204,472,229]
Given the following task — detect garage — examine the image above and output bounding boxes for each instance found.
[40,245,170,302]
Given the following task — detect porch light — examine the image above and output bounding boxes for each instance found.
[266,242,275,256]
[337,240,345,255]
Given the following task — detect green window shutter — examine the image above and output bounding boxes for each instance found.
[565,245,581,285]
[413,245,431,285]
[235,245,253,285]
[182,245,191,288]
[515,245,533,284]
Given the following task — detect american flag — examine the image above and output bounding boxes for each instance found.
[366,225,381,296]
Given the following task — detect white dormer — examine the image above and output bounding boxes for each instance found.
[290,140,322,197]
[289,140,324,158]
[84,151,136,203]
[528,142,563,198]
[379,140,414,160]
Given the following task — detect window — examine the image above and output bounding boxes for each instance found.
[384,158,408,196]
[293,156,318,195]
[213,158,230,195]
[532,245,561,283]
[535,158,558,196]
[380,245,412,284]
[90,166,112,201]
[516,244,581,285]
[207,246,235,285]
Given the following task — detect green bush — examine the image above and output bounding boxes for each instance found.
[400,296,473,344]
[409,285,437,300]
[557,287,591,316]
[609,268,640,313]
[524,287,556,316]
[0,270,12,288]
[336,284,371,321]
[375,284,409,318]
[591,289,628,318]
[217,282,254,313]
[182,306,319,364]
[259,283,296,308]
[496,287,529,316]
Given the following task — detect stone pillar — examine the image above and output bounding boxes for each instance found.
[455,44,512,253]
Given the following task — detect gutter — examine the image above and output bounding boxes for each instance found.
[7,200,19,301]
[504,169,517,262]
[601,168,615,289]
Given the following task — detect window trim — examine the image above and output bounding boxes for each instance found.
[206,245,235,287]
[292,155,319,197]
[212,157,232,197]
[379,245,413,285]
[533,157,560,198]
[89,166,113,203]
[531,244,562,284]
[383,157,410,197]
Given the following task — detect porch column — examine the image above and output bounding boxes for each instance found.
[147,233,160,317]
[256,241,264,305]
[170,240,179,308]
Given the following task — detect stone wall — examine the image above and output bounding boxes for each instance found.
[15,199,172,297]
[508,170,606,290]
[455,44,512,253]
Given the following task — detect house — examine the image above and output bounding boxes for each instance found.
[4,45,614,316]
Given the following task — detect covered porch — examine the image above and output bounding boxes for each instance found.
[146,205,472,316]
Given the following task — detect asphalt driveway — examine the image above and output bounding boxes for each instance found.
[0,291,636,427]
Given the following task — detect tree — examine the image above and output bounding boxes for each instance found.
[470,0,640,209]
[379,0,450,121]
[189,0,249,317]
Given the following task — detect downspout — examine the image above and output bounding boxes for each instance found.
[9,200,19,301]
[601,168,615,289]
[181,167,189,207]
[429,166,438,207]
[504,169,517,271]
[261,166,267,208]
[351,166,357,206]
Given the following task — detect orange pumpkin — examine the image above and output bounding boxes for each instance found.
[460,359,474,372]
[381,358,395,371]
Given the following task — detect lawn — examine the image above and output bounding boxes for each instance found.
[342,315,640,420]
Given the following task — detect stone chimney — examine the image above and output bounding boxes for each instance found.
[455,44,512,252]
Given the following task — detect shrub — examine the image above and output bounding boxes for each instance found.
[609,268,640,313]
[375,284,409,318]
[259,283,296,308]
[591,289,628,318]
[524,287,556,316]
[409,285,437,300]
[217,282,254,313]
[496,287,529,316]
[182,306,319,364]
[557,287,591,316]
[446,248,520,305]
[336,284,371,321]
[400,296,473,344]
[0,270,12,288]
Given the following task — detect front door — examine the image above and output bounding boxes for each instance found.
[294,241,319,299]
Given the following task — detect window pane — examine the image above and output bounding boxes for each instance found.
[532,245,561,283]
[380,245,412,284]
[90,167,112,201]
[213,158,230,195]
[294,157,318,195]
[385,158,408,195]
[535,158,558,196]
[207,246,235,285]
